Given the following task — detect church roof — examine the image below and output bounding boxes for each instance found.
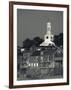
[40,40,55,46]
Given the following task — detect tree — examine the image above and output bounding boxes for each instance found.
[58,33,63,46]
[54,35,59,46]
[33,37,43,46]
[23,37,44,49]
[23,38,33,49]
[54,33,63,47]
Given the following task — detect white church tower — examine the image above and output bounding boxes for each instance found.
[40,22,55,46]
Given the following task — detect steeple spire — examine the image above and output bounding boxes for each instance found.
[40,22,55,46]
[46,22,51,35]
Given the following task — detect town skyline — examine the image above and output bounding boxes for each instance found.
[17,9,63,46]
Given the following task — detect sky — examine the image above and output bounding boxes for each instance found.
[17,9,63,46]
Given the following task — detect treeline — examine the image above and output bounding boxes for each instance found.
[53,33,63,47]
[23,37,44,49]
[19,33,63,49]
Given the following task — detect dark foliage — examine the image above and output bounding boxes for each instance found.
[17,46,21,56]
[54,33,63,47]
[22,33,63,49]
[33,37,44,46]
[23,38,34,49]
[23,37,43,49]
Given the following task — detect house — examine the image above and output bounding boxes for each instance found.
[17,22,63,79]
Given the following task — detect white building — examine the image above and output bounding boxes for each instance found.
[40,22,55,46]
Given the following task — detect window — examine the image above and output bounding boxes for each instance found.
[28,63,31,66]
[36,63,38,67]
[34,63,36,67]
[31,63,33,67]
[28,63,38,67]
[34,63,38,67]
[28,63,33,67]
[46,36,48,39]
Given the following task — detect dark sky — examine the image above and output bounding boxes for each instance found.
[17,9,63,46]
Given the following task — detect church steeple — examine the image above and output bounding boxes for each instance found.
[46,22,51,35]
[44,22,53,42]
[40,22,55,46]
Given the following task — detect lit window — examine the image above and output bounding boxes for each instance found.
[41,57,43,61]
[28,63,30,66]
[37,63,38,67]
[28,63,38,67]
[31,63,33,67]
[28,63,33,67]
[34,63,36,67]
